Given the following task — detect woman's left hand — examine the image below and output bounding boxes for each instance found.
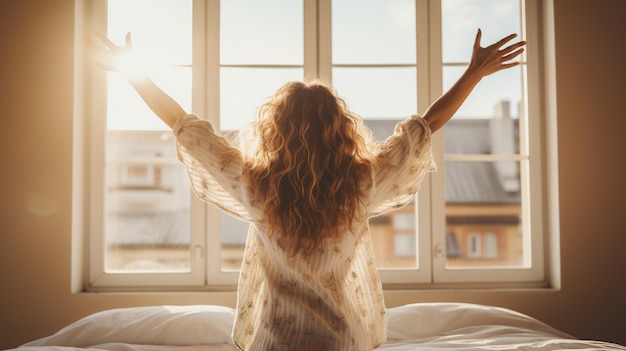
[468,28,526,78]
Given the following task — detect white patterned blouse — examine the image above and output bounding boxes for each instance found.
[173,114,435,351]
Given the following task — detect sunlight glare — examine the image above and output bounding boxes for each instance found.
[112,49,147,79]
[106,0,192,131]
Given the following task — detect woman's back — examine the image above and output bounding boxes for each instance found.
[233,217,385,351]
[173,105,435,350]
[242,81,373,256]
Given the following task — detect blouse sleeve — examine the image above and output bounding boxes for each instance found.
[367,115,437,217]
[173,114,260,222]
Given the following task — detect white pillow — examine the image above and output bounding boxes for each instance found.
[22,305,236,347]
[386,302,573,341]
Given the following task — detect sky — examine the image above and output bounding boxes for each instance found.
[105,0,523,131]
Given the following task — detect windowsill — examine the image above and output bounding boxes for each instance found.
[80,281,556,295]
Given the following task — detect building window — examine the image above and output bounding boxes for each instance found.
[467,233,482,258]
[485,232,498,259]
[445,232,461,258]
[393,213,417,258]
[79,0,553,289]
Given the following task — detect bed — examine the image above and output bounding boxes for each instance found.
[10,303,625,351]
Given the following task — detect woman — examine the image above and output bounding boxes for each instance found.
[95,29,525,351]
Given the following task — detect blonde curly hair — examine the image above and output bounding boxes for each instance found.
[242,81,375,255]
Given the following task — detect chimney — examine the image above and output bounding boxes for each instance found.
[490,101,519,193]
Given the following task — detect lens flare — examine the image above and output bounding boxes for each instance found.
[25,192,60,217]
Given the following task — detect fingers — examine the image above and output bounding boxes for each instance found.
[95,31,118,49]
[498,38,526,65]
[94,31,133,51]
[499,42,526,61]
[88,34,112,61]
[91,31,124,72]
[500,61,521,70]
[492,33,519,49]
[473,28,482,50]
[500,40,526,54]
[484,31,526,62]
[475,29,525,54]
[501,47,525,62]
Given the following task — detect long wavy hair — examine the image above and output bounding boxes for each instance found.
[241,81,374,255]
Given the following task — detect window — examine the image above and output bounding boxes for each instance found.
[81,0,552,289]
[485,233,498,258]
[392,213,417,259]
[467,233,482,258]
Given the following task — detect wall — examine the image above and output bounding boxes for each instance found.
[1,0,625,348]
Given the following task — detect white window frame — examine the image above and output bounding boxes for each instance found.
[80,0,554,290]
[86,0,207,288]
[430,0,547,284]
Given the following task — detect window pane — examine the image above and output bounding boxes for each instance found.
[107,68,192,131]
[220,213,249,271]
[220,0,303,65]
[107,0,192,65]
[332,67,417,119]
[332,0,416,64]
[220,67,303,131]
[370,206,418,268]
[394,233,416,257]
[443,66,522,155]
[445,161,526,268]
[104,131,192,272]
[443,66,522,119]
[104,0,193,273]
[393,213,416,231]
[104,71,192,273]
[218,67,302,270]
[361,118,420,269]
[441,0,521,63]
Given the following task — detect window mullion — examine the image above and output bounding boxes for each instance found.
[203,0,240,286]
[415,0,440,283]
[191,0,210,285]
[303,0,318,80]
[425,0,445,283]
[203,0,220,127]
[317,0,332,83]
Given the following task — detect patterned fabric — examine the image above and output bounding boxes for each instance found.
[173,114,435,351]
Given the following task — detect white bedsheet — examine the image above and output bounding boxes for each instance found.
[9,303,625,351]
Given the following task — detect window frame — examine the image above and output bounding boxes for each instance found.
[87,0,207,288]
[82,0,553,291]
[430,0,547,284]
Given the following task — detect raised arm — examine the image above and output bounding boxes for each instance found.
[93,32,187,129]
[423,29,526,133]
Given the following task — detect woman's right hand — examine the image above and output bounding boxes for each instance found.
[92,32,144,78]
